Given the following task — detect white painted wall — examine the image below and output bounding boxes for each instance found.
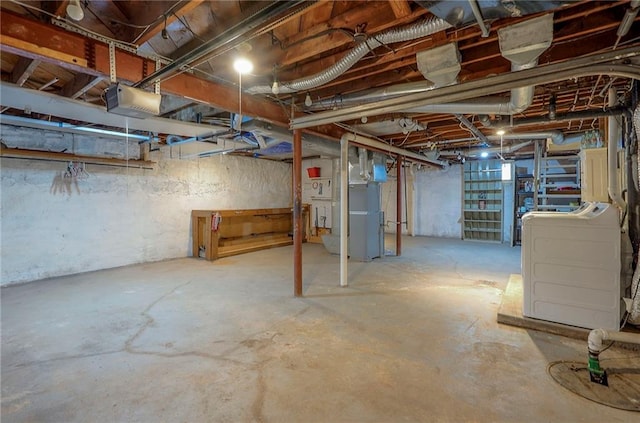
[381,166,408,235]
[0,125,292,285]
[414,165,462,238]
[382,164,462,238]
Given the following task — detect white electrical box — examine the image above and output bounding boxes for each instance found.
[522,202,623,330]
[580,148,608,202]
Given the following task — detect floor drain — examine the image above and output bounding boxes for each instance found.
[548,360,640,411]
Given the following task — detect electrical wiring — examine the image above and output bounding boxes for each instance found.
[9,0,140,51]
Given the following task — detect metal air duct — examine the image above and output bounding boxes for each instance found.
[247,17,452,95]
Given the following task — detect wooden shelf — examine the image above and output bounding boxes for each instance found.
[191,207,309,261]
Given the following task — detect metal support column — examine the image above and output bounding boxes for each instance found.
[293,129,303,297]
[396,154,403,256]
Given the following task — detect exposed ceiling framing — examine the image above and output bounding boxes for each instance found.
[1,0,639,162]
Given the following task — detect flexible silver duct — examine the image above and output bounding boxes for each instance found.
[628,104,640,326]
[247,17,452,95]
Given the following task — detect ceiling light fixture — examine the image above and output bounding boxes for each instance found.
[66,0,85,21]
[161,15,169,40]
[304,92,312,107]
[271,64,279,95]
[233,57,253,75]
[361,116,368,124]
[480,151,489,158]
[496,129,505,136]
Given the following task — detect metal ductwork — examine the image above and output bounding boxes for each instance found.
[414,1,566,27]
[290,49,640,129]
[416,42,461,87]
[404,13,552,115]
[246,17,452,95]
[301,14,552,117]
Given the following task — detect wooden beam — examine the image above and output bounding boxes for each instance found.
[276,3,428,68]
[10,57,41,86]
[388,1,411,19]
[0,11,287,124]
[0,145,156,169]
[61,73,103,99]
[134,0,205,45]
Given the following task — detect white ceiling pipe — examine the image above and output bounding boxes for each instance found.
[291,63,640,129]
[440,141,532,157]
[0,115,151,141]
[608,87,626,210]
[341,132,446,167]
[404,63,535,115]
[0,82,228,138]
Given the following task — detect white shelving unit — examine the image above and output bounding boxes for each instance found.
[537,154,581,212]
[462,159,503,242]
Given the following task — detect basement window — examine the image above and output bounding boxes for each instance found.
[501,162,513,181]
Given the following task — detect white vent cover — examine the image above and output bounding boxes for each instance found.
[105,84,161,119]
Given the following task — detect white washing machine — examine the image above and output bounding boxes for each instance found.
[521,202,624,330]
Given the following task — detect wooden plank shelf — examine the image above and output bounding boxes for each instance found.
[191,207,309,261]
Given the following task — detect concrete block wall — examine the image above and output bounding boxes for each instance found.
[0,125,292,285]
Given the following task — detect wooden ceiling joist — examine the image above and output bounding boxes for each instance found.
[11,57,41,86]
[61,74,103,99]
[0,11,287,127]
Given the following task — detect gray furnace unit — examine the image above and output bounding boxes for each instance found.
[348,182,384,262]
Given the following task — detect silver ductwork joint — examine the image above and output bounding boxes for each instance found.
[403,14,552,116]
[247,17,452,95]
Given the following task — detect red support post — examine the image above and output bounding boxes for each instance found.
[293,129,303,296]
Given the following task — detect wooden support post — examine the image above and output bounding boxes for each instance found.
[396,154,403,256]
[293,129,303,297]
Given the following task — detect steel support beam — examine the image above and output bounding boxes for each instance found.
[293,129,303,297]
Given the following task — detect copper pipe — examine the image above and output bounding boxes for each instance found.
[396,154,403,256]
[293,129,303,297]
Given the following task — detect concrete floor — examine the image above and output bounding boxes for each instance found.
[2,236,638,422]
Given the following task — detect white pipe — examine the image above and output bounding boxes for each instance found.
[630,104,640,325]
[608,87,626,210]
[340,135,349,287]
[440,141,532,157]
[331,157,341,234]
[0,81,228,138]
[588,328,640,353]
[468,0,490,37]
[342,133,447,167]
[358,147,370,180]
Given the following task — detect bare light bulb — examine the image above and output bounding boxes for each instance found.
[361,116,368,124]
[304,93,312,107]
[67,0,84,21]
[271,81,279,95]
[233,57,253,75]
[496,129,505,136]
